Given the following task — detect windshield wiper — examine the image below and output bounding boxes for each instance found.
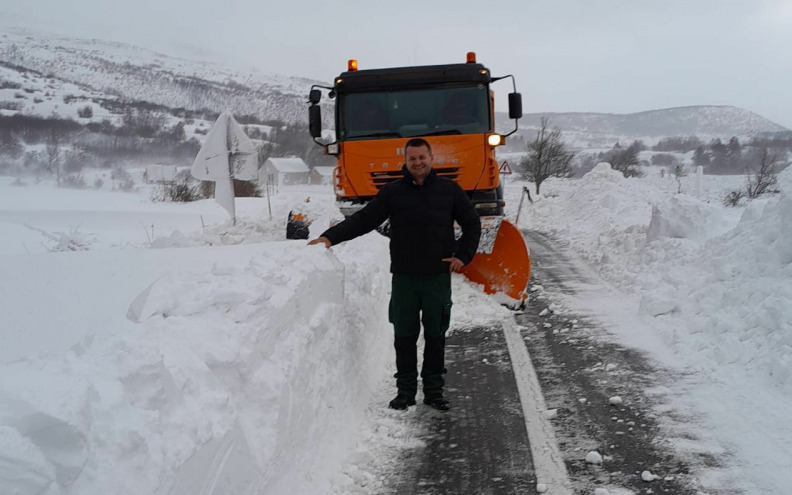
[352,131,403,139]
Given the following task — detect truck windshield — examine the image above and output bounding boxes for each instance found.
[339,85,489,140]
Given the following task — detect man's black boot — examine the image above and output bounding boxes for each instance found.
[389,394,417,410]
[394,336,419,401]
[423,397,450,411]
[421,335,447,401]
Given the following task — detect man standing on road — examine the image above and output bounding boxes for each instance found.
[308,138,481,411]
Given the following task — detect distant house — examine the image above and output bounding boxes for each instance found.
[310,166,334,185]
[260,157,310,186]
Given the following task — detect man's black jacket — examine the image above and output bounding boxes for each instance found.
[320,167,481,275]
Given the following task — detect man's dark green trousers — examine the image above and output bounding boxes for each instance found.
[389,273,452,400]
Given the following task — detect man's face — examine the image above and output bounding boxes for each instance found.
[405,145,433,182]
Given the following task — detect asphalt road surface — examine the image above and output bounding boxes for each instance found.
[393,325,537,495]
[386,230,715,494]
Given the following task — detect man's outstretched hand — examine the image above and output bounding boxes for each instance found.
[308,237,331,249]
[442,256,465,273]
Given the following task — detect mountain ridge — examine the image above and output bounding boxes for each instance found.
[2,27,788,145]
[0,28,321,124]
[497,105,789,148]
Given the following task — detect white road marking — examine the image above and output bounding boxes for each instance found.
[502,319,574,495]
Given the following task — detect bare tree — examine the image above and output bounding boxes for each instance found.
[723,147,779,206]
[0,129,23,160]
[671,159,688,194]
[519,117,575,195]
[257,139,275,165]
[723,189,745,207]
[746,147,779,199]
[604,140,643,177]
[46,129,63,186]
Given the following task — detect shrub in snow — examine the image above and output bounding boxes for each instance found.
[151,177,202,202]
[724,147,781,206]
[111,167,135,192]
[745,147,781,197]
[25,224,96,251]
[723,189,745,207]
[232,179,260,198]
[0,80,22,89]
[77,105,94,118]
[650,153,677,166]
[61,174,86,189]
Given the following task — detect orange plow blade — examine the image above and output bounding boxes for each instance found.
[461,218,531,304]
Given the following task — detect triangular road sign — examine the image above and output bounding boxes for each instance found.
[499,161,512,175]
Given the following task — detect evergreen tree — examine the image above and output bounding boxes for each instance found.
[727,136,741,157]
[709,138,728,173]
[693,146,710,167]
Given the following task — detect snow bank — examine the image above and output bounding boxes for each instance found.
[513,166,792,493]
[0,240,393,495]
[524,165,791,389]
[687,190,792,388]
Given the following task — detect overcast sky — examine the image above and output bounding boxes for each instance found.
[2,0,791,128]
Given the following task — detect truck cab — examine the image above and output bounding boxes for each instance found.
[309,54,522,218]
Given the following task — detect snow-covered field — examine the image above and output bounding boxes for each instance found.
[1,166,790,494]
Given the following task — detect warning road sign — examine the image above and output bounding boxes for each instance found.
[499,161,512,175]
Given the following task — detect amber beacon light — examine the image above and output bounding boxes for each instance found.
[348,59,358,71]
[466,51,476,63]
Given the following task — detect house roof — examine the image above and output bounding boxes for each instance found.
[312,166,334,176]
[266,157,309,173]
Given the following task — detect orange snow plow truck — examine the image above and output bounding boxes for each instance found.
[301,52,531,304]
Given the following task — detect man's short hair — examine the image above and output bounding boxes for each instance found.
[404,138,432,155]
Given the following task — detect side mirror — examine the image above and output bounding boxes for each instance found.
[508,92,523,119]
[309,105,322,138]
[309,89,321,105]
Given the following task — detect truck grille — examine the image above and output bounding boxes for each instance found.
[370,167,460,189]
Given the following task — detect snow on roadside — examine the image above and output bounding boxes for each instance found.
[0,174,522,494]
[0,237,398,495]
[510,164,792,493]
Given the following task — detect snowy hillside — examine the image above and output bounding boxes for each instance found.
[498,106,790,148]
[0,28,318,123]
[4,26,789,145]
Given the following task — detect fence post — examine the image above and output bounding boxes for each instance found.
[515,186,533,225]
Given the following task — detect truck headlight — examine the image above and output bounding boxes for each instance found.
[487,134,504,146]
